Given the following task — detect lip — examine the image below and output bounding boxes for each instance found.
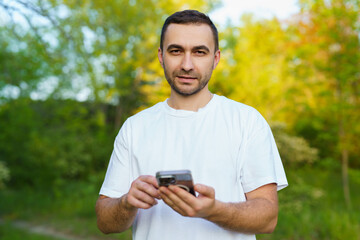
[177,75,197,83]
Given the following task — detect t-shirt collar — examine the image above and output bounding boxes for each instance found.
[163,94,218,117]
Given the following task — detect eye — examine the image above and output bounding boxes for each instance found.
[195,50,207,56]
[169,49,181,55]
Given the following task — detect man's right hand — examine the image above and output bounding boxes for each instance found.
[96,175,160,234]
[124,175,161,210]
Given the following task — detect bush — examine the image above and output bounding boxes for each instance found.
[0,98,116,190]
[271,122,318,167]
[0,161,10,189]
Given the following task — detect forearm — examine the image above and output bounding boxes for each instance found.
[95,194,138,234]
[206,198,278,234]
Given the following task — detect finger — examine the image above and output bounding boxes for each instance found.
[134,177,161,199]
[142,175,161,199]
[159,187,187,216]
[166,185,198,207]
[159,186,178,206]
[140,175,159,188]
[126,194,154,209]
[169,203,187,216]
[160,186,195,216]
[194,184,215,198]
[132,188,158,206]
[169,185,196,199]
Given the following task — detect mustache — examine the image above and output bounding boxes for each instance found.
[174,70,199,78]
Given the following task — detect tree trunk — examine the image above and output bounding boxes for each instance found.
[337,85,351,209]
[114,100,123,131]
[341,147,351,209]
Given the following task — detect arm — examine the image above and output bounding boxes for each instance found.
[96,175,160,234]
[95,194,137,234]
[159,183,278,234]
[207,183,278,233]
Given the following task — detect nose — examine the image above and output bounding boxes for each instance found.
[181,53,194,72]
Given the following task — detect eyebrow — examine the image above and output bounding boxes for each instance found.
[166,44,210,53]
[167,44,183,51]
[193,45,210,53]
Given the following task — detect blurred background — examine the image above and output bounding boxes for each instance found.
[0,0,359,239]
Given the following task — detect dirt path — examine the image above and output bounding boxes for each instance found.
[0,219,121,240]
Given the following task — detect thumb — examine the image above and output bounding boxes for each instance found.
[194,184,215,198]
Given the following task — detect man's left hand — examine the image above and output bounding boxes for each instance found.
[159,184,217,218]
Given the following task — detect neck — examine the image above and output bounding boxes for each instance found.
[167,87,213,111]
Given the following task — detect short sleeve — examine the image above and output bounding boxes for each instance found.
[99,119,132,198]
[239,113,288,193]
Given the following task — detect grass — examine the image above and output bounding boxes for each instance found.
[0,222,62,240]
[0,167,359,240]
[0,180,132,240]
[258,166,360,240]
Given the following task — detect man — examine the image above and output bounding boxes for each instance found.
[96,10,288,240]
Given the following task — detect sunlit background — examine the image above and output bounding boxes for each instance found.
[0,0,359,239]
[210,0,299,24]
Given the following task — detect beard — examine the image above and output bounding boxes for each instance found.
[163,65,213,96]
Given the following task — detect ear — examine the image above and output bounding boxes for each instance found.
[213,50,221,69]
[158,48,164,68]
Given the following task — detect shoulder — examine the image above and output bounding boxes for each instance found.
[214,95,269,131]
[215,95,264,119]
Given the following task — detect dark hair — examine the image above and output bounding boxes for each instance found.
[160,10,219,52]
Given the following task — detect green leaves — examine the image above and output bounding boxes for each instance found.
[0,98,115,190]
[0,161,10,189]
[0,0,359,192]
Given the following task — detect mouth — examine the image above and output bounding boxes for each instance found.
[177,75,197,83]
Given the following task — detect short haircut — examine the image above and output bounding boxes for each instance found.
[160,10,219,52]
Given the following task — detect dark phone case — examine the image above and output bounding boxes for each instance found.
[156,170,195,196]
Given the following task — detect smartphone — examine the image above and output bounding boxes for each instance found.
[156,170,196,196]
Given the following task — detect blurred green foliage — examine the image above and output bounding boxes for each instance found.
[271,122,318,167]
[0,0,359,239]
[1,167,359,240]
[0,98,115,190]
[0,160,9,189]
[0,0,222,191]
[0,223,60,240]
[257,167,360,240]
[0,98,320,191]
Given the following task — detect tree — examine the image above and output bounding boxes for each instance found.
[43,0,220,128]
[0,0,220,126]
[210,15,303,124]
[0,161,9,189]
[293,0,360,208]
[0,1,66,102]
[0,0,221,190]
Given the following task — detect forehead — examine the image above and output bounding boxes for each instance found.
[163,23,215,50]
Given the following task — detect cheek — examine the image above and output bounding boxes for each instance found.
[199,60,215,72]
[163,58,178,70]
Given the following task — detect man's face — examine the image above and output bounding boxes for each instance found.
[158,23,220,96]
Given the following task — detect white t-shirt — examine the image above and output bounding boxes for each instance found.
[100,94,288,240]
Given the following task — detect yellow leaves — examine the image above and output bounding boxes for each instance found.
[57,0,359,150]
[211,17,294,121]
[105,88,117,102]
[156,0,218,14]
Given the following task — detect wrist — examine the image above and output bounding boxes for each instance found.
[121,194,137,212]
[205,200,223,221]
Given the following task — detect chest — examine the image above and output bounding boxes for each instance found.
[130,115,243,193]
